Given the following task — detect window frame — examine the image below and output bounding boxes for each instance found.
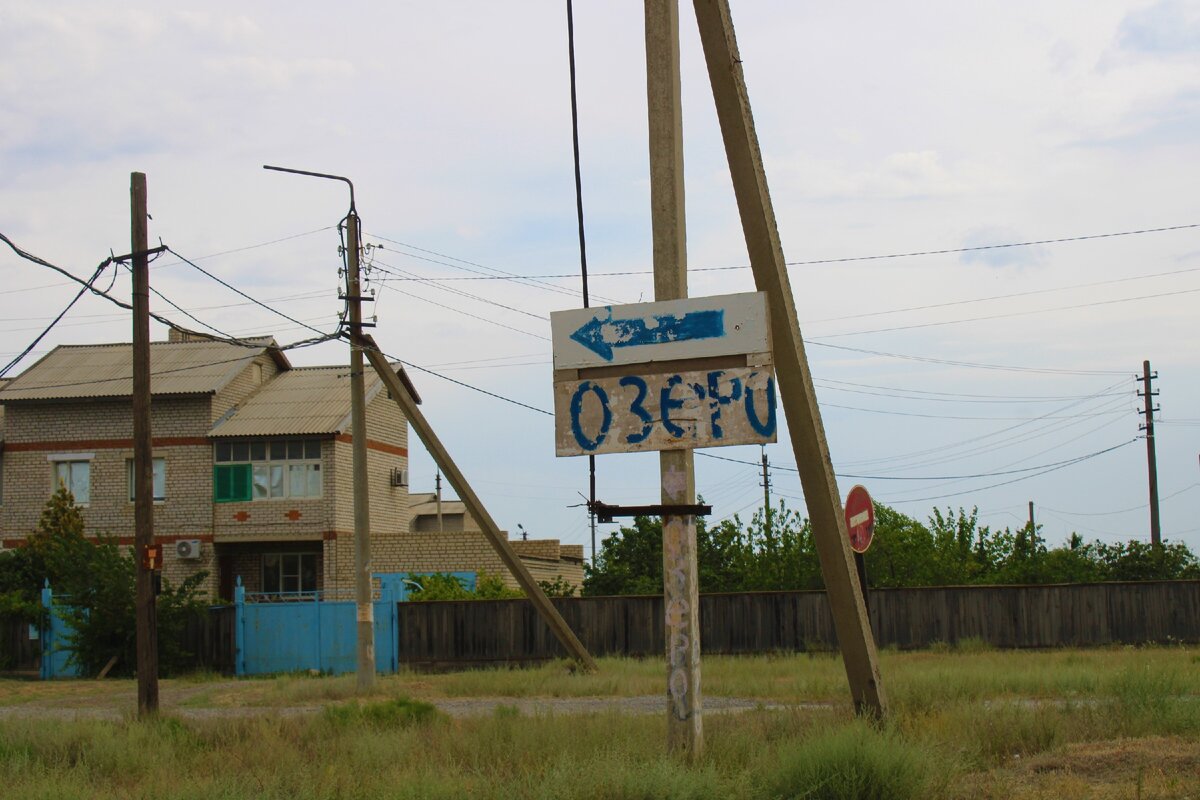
[213,439,323,502]
[48,454,93,506]
[261,552,319,595]
[127,456,167,502]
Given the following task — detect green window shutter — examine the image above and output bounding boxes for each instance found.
[214,463,252,503]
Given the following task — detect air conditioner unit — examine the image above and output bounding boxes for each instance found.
[389,467,409,488]
[175,539,202,560]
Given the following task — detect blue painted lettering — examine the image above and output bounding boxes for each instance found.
[569,381,612,451]
[660,374,687,437]
[706,370,743,440]
[620,375,653,444]
[744,373,777,436]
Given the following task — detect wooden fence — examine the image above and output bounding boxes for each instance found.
[0,616,39,672]
[395,580,1200,667]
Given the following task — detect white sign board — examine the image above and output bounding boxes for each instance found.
[554,366,776,456]
[551,292,776,457]
[551,292,771,371]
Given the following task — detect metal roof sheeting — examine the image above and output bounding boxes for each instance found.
[209,366,374,437]
[0,341,270,402]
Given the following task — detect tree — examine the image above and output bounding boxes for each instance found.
[0,486,210,676]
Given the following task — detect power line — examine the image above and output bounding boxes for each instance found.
[813,285,1200,339]
[880,440,1136,505]
[365,221,1200,281]
[1,259,114,378]
[810,341,1130,375]
[1040,483,1200,518]
[165,246,331,337]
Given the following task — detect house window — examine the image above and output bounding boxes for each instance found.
[262,552,318,594]
[127,457,166,502]
[51,459,91,505]
[213,439,322,502]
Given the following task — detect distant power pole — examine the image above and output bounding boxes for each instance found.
[130,172,159,716]
[1027,501,1036,548]
[1138,360,1161,547]
[760,446,772,540]
[435,471,444,534]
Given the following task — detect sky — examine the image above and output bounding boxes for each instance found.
[2,1,1198,559]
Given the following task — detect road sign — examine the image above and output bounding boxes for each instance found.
[551,292,776,456]
[554,366,776,456]
[844,485,875,554]
[551,292,771,371]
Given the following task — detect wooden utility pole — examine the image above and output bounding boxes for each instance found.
[362,339,597,672]
[692,0,887,717]
[435,471,444,534]
[646,0,703,758]
[347,210,376,690]
[130,172,159,716]
[1139,360,1161,547]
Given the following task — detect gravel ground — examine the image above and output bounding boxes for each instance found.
[0,694,805,721]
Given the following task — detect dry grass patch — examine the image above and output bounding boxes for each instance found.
[953,736,1200,799]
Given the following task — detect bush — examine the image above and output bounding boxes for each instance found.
[323,696,441,729]
[763,721,944,800]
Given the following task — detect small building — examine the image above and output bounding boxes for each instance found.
[407,492,585,590]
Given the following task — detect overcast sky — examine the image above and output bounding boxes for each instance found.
[2,1,1198,558]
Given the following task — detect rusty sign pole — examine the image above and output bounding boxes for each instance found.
[646,0,704,757]
[360,339,598,672]
[692,0,887,717]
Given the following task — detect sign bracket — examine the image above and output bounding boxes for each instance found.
[589,501,711,524]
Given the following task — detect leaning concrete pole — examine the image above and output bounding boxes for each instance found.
[361,339,598,672]
[692,0,887,717]
[645,0,703,758]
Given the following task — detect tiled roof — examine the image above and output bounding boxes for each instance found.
[0,340,279,402]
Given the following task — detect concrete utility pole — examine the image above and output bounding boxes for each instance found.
[692,0,887,717]
[435,471,444,534]
[346,209,376,690]
[1027,501,1037,548]
[263,165,377,689]
[761,446,772,540]
[645,0,703,758]
[362,339,597,672]
[130,172,159,716]
[1139,360,1161,547]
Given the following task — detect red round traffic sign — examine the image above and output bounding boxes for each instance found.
[844,484,875,554]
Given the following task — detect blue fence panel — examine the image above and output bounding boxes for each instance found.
[40,583,82,679]
[232,574,421,676]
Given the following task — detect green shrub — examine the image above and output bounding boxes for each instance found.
[763,721,944,800]
[323,697,442,729]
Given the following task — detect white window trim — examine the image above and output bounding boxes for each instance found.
[48,454,92,506]
[46,452,95,463]
[127,457,167,504]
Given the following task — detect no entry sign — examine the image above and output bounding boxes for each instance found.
[844,485,875,554]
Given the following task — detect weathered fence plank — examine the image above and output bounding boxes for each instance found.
[396,581,1200,667]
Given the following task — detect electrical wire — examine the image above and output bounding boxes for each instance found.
[164,246,332,337]
[879,439,1136,505]
[365,221,1200,281]
[810,341,1131,375]
[0,258,114,377]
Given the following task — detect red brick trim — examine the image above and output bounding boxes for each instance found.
[3,533,214,548]
[6,436,210,452]
[333,434,407,458]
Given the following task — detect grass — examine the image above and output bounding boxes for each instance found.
[1,645,1197,798]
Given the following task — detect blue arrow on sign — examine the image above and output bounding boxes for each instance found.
[570,308,726,361]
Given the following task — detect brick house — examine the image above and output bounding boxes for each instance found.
[0,330,415,599]
[0,330,585,597]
